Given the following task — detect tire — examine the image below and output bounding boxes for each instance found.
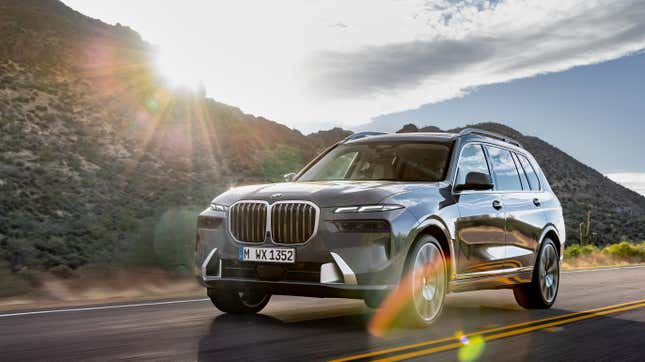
[403,235,448,327]
[208,287,271,314]
[513,238,560,309]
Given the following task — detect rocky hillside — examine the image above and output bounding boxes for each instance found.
[399,123,645,244]
[0,0,349,274]
[1,0,641,279]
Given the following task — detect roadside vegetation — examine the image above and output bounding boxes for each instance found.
[562,241,645,269]
[2,239,644,308]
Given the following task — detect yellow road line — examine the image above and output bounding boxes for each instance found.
[330,299,645,362]
[376,302,645,362]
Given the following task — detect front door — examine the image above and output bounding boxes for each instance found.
[454,143,507,274]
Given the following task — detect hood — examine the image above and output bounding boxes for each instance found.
[212,181,440,208]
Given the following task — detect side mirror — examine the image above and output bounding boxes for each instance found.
[283,172,296,182]
[455,172,494,192]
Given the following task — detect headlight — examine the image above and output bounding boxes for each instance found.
[333,204,403,214]
[210,203,228,212]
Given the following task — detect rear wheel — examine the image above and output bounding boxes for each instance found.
[208,287,271,314]
[404,235,447,326]
[513,238,560,309]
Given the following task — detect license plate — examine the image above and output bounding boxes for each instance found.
[239,247,295,263]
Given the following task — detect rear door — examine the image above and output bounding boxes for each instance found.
[454,143,507,275]
[504,152,547,269]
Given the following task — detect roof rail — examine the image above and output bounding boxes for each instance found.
[342,131,387,142]
[458,128,523,148]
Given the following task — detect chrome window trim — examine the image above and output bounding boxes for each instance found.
[227,199,320,246]
[452,141,543,195]
[515,152,542,191]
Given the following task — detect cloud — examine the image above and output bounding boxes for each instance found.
[306,0,645,126]
[606,173,645,196]
[64,0,645,132]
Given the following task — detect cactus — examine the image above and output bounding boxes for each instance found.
[579,211,592,245]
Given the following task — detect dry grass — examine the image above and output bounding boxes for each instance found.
[0,266,203,312]
[561,255,643,270]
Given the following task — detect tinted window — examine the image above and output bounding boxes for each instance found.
[298,142,452,182]
[517,154,541,191]
[456,144,491,186]
[512,153,530,190]
[485,146,522,191]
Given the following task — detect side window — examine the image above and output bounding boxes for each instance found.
[455,144,491,186]
[517,154,541,191]
[512,153,530,190]
[485,146,523,191]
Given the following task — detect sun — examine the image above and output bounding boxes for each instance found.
[154,47,204,90]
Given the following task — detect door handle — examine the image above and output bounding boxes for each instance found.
[533,198,541,207]
[492,200,503,210]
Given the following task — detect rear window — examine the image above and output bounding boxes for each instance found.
[516,153,541,191]
[485,146,523,191]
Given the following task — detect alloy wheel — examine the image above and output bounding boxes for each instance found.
[539,243,559,303]
[411,243,446,322]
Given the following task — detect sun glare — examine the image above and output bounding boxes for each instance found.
[155,47,204,90]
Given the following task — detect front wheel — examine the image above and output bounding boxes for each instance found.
[208,287,271,314]
[513,238,560,309]
[404,235,447,327]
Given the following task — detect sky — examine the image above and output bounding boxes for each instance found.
[364,52,645,173]
[62,0,645,193]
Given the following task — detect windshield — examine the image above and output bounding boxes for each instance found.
[298,141,453,182]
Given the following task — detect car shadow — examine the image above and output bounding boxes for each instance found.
[196,296,644,362]
[197,309,374,362]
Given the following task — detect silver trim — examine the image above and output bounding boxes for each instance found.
[227,199,320,246]
[330,252,358,285]
[320,262,343,284]
[455,266,533,280]
[201,248,221,281]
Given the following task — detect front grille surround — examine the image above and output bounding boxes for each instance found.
[270,200,319,245]
[227,200,319,245]
[228,200,269,243]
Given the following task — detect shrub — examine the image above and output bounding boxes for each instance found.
[0,261,32,297]
[260,145,304,182]
[563,244,598,259]
[150,208,200,274]
[602,241,645,259]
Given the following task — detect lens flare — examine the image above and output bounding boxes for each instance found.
[368,257,446,336]
[457,334,486,362]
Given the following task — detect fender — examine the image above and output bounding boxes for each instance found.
[408,215,457,278]
[537,224,563,262]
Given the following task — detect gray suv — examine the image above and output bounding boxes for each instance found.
[194,128,565,326]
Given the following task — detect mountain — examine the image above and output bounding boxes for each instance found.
[0,0,349,274]
[398,123,645,244]
[1,1,642,278]
[306,127,353,153]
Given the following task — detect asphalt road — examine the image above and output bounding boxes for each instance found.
[1,266,644,362]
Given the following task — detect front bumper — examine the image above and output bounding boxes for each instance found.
[196,247,394,299]
[194,205,418,298]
